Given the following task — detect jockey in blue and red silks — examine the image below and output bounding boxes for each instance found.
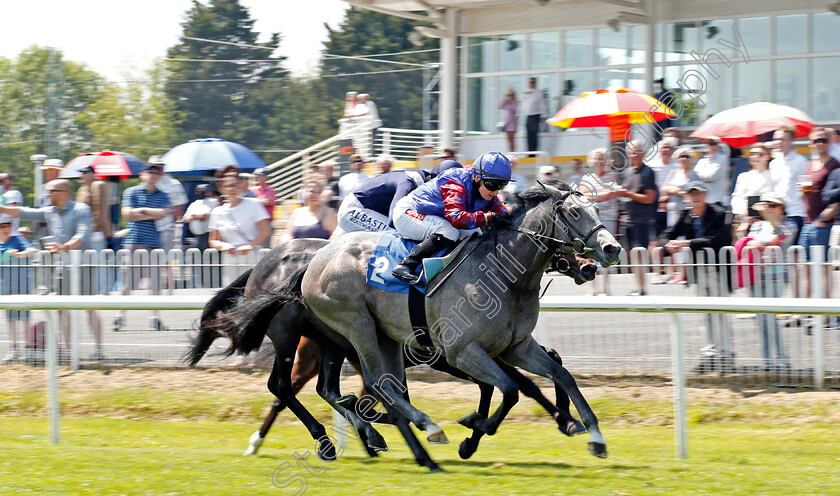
[391,151,515,284]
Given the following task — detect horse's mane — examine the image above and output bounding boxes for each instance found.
[507,178,571,218]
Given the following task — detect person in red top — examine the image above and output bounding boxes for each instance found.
[249,168,276,246]
[799,127,840,299]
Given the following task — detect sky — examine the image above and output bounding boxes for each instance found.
[0,0,350,81]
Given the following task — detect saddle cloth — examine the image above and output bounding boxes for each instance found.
[365,233,468,294]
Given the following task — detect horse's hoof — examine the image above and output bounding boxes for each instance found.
[563,420,587,437]
[457,411,482,429]
[426,426,449,445]
[316,439,337,461]
[587,442,608,459]
[244,431,264,455]
[458,439,477,460]
[365,432,388,452]
[336,393,357,409]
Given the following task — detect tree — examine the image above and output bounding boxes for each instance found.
[320,8,439,131]
[78,62,182,161]
[165,0,287,141]
[0,46,103,204]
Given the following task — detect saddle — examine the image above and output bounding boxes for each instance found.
[365,233,472,351]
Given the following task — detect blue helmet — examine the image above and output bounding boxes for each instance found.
[430,159,463,178]
[471,152,512,181]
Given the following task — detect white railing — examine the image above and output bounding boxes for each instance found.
[265,122,369,201]
[375,127,465,161]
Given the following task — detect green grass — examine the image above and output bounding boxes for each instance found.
[2,416,838,495]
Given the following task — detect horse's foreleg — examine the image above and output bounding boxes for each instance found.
[498,359,585,437]
[245,399,283,455]
[425,354,492,459]
[291,337,320,394]
[449,341,519,438]
[502,337,606,459]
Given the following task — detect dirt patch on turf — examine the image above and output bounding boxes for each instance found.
[3,365,840,405]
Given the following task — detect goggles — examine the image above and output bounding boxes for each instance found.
[482,178,509,192]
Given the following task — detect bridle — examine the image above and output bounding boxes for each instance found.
[512,190,606,260]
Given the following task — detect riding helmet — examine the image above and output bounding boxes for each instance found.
[471,152,512,181]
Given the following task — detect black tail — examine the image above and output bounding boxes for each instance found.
[215,265,307,357]
[184,269,252,367]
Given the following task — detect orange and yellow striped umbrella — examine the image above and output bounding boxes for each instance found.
[547,88,676,130]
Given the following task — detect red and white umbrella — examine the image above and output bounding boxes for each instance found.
[547,88,676,141]
[60,151,147,179]
[690,102,815,148]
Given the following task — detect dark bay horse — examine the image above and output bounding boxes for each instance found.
[219,183,621,470]
[190,237,597,458]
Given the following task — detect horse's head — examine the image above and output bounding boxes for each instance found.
[537,182,621,268]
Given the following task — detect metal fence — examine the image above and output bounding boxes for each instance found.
[1,245,839,388]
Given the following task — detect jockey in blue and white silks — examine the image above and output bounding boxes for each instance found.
[391,152,515,284]
[335,160,464,235]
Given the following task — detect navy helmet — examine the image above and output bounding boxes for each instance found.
[430,159,463,178]
[471,152,512,182]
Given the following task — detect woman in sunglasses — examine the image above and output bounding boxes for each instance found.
[731,144,774,236]
[391,151,514,284]
[735,192,794,370]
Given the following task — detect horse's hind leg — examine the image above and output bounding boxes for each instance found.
[246,337,323,455]
[543,348,586,436]
[314,342,388,456]
[503,337,607,459]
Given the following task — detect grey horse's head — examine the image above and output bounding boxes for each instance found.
[512,181,621,268]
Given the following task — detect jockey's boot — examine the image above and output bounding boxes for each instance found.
[392,233,454,284]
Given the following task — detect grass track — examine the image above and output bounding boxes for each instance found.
[2,417,838,495]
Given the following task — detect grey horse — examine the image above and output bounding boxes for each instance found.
[299,183,621,469]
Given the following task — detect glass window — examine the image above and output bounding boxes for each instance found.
[532,73,560,131]
[564,29,593,67]
[701,19,732,57]
[562,71,593,107]
[812,56,840,121]
[813,12,840,53]
[668,65,706,127]
[597,26,628,66]
[736,17,769,58]
[529,31,559,69]
[467,36,495,73]
[626,67,646,93]
[735,59,769,106]
[666,21,698,62]
[466,77,495,133]
[498,76,527,132]
[775,58,807,112]
[774,14,807,55]
[499,33,526,72]
[629,25,650,65]
[597,68,626,91]
[696,59,733,120]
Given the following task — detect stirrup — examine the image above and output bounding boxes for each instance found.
[392,264,420,284]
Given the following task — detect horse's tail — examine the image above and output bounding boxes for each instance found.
[184,269,252,368]
[216,266,307,357]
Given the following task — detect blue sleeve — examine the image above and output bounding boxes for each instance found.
[388,179,418,223]
[822,168,840,205]
[122,187,135,208]
[12,236,31,250]
[16,207,47,222]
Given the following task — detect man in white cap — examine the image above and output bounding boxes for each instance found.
[659,181,735,373]
[39,159,64,207]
